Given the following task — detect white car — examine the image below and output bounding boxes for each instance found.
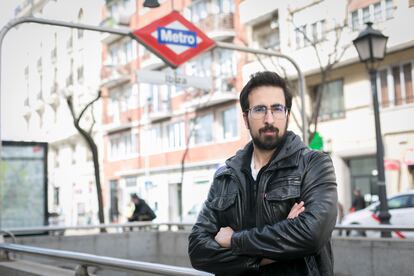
[341,190,414,238]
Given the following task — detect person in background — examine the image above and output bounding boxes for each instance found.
[128,193,156,222]
[350,189,366,213]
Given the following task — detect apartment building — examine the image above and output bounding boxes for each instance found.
[240,0,414,209]
[100,0,248,222]
[101,0,414,222]
[15,0,103,225]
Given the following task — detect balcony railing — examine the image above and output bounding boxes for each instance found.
[197,13,235,40]
[148,100,172,122]
[100,65,131,88]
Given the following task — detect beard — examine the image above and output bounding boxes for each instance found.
[249,122,288,151]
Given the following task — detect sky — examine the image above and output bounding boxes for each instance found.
[0,1,16,26]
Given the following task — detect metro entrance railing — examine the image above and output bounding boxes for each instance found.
[0,243,212,276]
[1,223,413,275]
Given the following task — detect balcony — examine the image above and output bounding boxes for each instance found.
[140,53,165,70]
[35,92,44,115]
[100,4,134,44]
[147,101,172,122]
[22,97,31,122]
[47,83,60,110]
[100,64,131,88]
[183,77,238,109]
[197,13,235,40]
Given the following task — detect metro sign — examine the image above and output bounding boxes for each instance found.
[132,11,216,68]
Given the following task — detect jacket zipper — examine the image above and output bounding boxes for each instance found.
[256,172,271,227]
[229,174,244,229]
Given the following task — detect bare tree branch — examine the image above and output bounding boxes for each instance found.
[288,13,350,143]
[65,90,105,229]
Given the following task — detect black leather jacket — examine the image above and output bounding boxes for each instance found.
[188,132,337,276]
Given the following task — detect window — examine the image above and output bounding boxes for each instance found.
[350,0,394,31]
[54,149,60,168]
[167,121,185,149]
[294,20,325,48]
[374,3,382,22]
[221,106,238,139]
[315,79,345,121]
[378,62,414,107]
[188,1,208,23]
[214,49,236,91]
[409,195,414,207]
[385,0,393,19]
[109,131,138,159]
[211,0,235,14]
[149,124,164,152]
[71,144,76,165]
[362,7,371,23]
[77,66,84,82]
[193,114,214,144]
[188,53,211,77]
[252,14,280,50]
[379,69,390,107]
[125,176,137,187]
[388,196,410,209]
[108,85,135,118]
[349,156,378,204]
[351,11,359,31]
[108,40,134,65]
[53,187,60,206]
[148,84,171,113]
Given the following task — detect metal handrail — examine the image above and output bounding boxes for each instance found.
[3,223,414,236]
[0,243,212,276]
[1,222,193,235]
[334,224,414,231]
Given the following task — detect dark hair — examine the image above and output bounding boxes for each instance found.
[239,71,292,113]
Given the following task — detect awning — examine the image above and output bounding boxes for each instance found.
[384,159,400,171]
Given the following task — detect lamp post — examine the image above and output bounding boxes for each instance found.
[353,22,391,237]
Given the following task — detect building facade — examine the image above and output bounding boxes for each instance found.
[240,0,414,210]
[10,0,413,226]
[100,0,414,223]
[14,0,103,226]
[100,0,249,223]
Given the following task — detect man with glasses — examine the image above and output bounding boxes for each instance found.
[189,71,337,275]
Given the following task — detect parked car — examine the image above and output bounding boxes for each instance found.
[341,190,414,238]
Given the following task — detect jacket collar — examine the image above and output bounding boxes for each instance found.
[224,131,307,174]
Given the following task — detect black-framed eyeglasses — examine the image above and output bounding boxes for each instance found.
[246,104,289,120]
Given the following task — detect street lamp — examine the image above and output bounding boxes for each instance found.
[353,22,391,237]
[143,0,160,8]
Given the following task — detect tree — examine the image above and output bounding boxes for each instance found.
[288,14,351,144]
[66,91,105,227]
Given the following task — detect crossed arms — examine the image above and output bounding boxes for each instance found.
[188,152,337,274]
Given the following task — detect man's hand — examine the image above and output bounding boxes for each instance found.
[214,226,234,248]
[287,201,305,219]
